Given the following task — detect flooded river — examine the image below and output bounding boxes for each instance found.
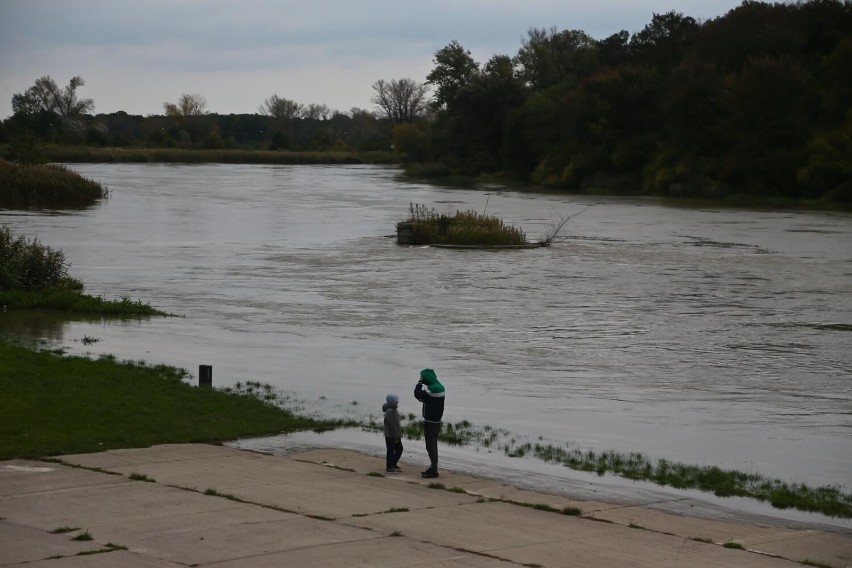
[1,163,850,520]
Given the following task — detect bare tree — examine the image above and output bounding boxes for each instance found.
[259,95,303,119]
[11,75,94,117]
[303,103,332,121]
[163,94,208,118]
[370,78,430,123]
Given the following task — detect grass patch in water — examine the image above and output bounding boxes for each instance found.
[400,202,528,246]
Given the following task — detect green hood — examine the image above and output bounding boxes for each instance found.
[420,368,445,394]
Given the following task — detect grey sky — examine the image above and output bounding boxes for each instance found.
[0,0,745,119]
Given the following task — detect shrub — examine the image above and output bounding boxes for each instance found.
[0,227,81,291]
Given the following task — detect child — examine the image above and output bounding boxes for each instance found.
[383,393,403,473]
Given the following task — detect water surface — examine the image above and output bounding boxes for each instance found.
[1,163,849,518]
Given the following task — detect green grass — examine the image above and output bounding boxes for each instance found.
[0,159,108,208]
[0,340,336,459]
[50,526,80,534]
[128,473,155,482]
[71,531,93,542]
[0,289,172,316]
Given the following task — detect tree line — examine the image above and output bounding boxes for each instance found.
[2,0,850,203]
[407,0,851,202]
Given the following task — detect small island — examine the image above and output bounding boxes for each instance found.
[396,203,545,248]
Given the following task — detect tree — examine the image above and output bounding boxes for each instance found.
[163,94,209,145]
[629,11,700,70]
[303,103,332,121]
[163,94,208,118]
[259,95,303,119]
[515,27,598,90]
[426,40,479,110]
[11,75,94,117]
[371,78,430,123]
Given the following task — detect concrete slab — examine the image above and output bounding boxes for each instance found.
[0,522,96,564]
[211,536,512,567]
[2,444,848,568]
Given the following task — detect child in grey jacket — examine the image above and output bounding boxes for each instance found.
[383,393,403,473]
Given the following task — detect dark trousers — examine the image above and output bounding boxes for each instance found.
[423,421,441,472]
[385,437,403,469]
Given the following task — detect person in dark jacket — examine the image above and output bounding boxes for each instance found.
[414,368,445,478]
[383,393,403,473]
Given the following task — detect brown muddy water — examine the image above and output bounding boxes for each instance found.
[1,164,850,526]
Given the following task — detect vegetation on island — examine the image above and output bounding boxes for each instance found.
[0,227,167,316]
[399,203,529,246]
[1,1,850,206]
[0,158,108,208]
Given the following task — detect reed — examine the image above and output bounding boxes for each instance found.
[0,159,108,208]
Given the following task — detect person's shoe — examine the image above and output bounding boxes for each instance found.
[421,469,439,479]
[386,468,399,474]
[391,466,403,472]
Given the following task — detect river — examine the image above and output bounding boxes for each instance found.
[1,163,850,526]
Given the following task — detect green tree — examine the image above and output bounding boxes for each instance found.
[629,11,700,70]
[426,40,479,110]
[514,27,598,90]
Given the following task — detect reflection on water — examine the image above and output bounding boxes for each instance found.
[1,163,850,504]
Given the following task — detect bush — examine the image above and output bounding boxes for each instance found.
[0,227,80,291]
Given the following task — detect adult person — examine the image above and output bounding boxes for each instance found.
[414,368,445,478]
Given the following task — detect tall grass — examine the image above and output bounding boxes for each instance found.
[403,202,528,246]
[36,146,395,165]
[0,158,108,208]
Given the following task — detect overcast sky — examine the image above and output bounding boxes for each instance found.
[0,0,745,120]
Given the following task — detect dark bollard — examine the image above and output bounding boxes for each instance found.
[199,365,212,388]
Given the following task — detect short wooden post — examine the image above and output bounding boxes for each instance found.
[199,365,212,388]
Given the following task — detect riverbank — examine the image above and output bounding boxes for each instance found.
[2,443,848,567]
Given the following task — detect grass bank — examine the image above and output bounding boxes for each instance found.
[0,341,338,459]
[0,289,171,316]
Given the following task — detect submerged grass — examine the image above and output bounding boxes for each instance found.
[363,415,852,518]
[0,340,338,459]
